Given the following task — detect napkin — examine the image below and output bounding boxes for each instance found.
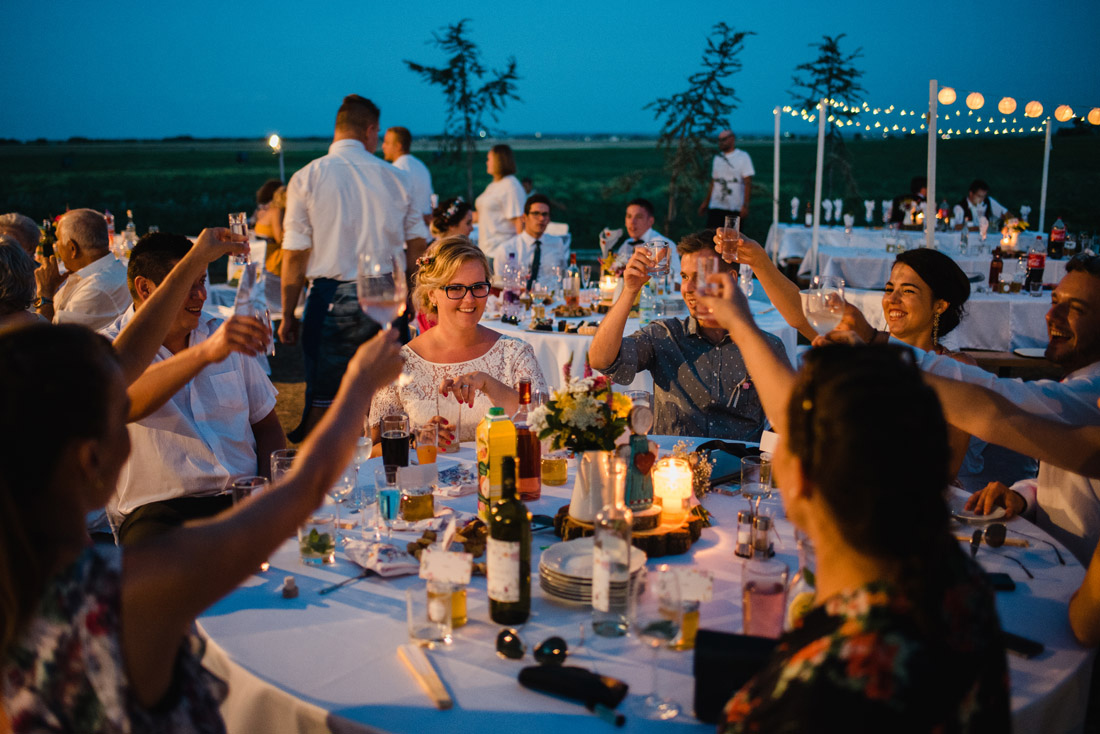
[843,213,855,229]
[863,200,875,223]
[599,228,623,259]
[822,199,833,223]
[344,540,420,577]
[882,200,892,223]
[832,198,843,219]
[790,197,800,220]
[1020,205,1032,222]
[387,508,477,533]
[434,463,478,497]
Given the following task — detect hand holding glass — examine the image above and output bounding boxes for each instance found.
[720,215,741,263]
[358,251,408,329]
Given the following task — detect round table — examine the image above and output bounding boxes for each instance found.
[197,438,1093,734]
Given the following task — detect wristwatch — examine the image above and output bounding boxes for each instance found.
[34,296,53,309]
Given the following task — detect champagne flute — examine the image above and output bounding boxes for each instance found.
[581,264,593,289]
[358,250,408,330]
[632,565,681,720]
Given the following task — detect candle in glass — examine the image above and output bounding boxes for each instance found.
[598,275,619,306]
[652,457,693,526]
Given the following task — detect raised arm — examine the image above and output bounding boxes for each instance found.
[112,228,246,384]
[699,272,796,434]
[588,249,652,371]
[121,330,404,708]
[717,232,817,340]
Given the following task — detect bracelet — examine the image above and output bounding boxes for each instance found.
[35,296,53,308]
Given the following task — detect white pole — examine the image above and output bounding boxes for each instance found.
[1038,118,1052,233]
[925,80,937,250]
[772,106,781,266]
[279,149,286,183]
[810,98,827,278]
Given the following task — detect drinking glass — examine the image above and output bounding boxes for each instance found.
[719,214,741,263]
[624,389,653,409]
[581,264,593,288]
[328,466,356,542]
[298,513,336,565]
[436,386,463,453]
[358,250,408,330]
[415,424,439,464]
[695,253,721,320]
[407,583,452,647]
[381,414,411,467]
[229,475,268,505]
[802,275,846,336]
[738,266,754,298]
[742,558,789,638]
[270,448,298,483]
[645,242,670,276]
[374,464,400,538]
[740,455,771,514]
[228,212,250,267]
[632,565,681,720]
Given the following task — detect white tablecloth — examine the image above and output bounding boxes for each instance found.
[198,438,1093,734]
[846,288,1052,352]
[492,298,799,390]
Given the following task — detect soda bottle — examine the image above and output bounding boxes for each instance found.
[1048,217,1066,260]
[1025,238,1046,293]
[563,253,581,308]
[988,247,1003,291]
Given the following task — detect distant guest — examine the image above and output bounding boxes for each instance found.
[890,175,927,225]
[698,129,754,229]
[383,126,435,226]
[430,196,474,241]
[0,212,41,256]
[953,179,1007,226]
[475,144,526,259]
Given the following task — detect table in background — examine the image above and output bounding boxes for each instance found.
[845,287,1052,352]
[198,437,1093,734]
[493,298,799,390]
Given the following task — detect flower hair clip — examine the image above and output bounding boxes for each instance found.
[416,254,434,268]
[444,197,465,219]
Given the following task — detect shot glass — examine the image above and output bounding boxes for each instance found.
[645,242,670,276]
[271,448,298,483]
[229,475,268,505]
[407,582,453,647]
[741,557,789,639]
[720,214,741,263]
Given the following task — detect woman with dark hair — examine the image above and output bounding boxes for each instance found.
[0,325,403,731]
[0,236,45,334]
[885,248,971,356]
[696,275,1010,732]
[474,144,525,258]
[429,196,474,241]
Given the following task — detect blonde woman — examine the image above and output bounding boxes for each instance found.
[368,236,547,447]
[474,144,525,260]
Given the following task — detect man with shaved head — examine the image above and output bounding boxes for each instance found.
[0,212,40,256]
[35,208,129,330]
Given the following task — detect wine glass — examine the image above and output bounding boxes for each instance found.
[632,565,681,720]
[358,250,408,330]
[801,275,845,336]
[328,468,356,544]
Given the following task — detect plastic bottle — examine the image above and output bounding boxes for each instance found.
[638,281,656,326]
[1025,238,1046,293]
[478,407,516,519]
[1048,217,1066,260]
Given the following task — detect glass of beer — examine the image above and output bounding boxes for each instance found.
[381,414,411,467]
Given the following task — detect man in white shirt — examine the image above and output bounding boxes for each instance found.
[103,232,286,545]
[493,194,569,287]
[953,179,1008,226]
[279,94,428,440]
[383,126,434,226]
[610,198,679,281]
[698,130,754,230]
[33,209,129,330]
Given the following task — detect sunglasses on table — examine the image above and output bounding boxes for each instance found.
[970,526,1034,579]
[440,281,491,300]
[496,628,568,664]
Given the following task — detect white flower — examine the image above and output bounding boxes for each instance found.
[529,405,550,435]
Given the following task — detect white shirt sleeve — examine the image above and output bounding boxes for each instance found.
[241,354,278,424]
[282,169,313,252]
[503,177,526,220]
[740,151,756,178]
[402,177,429,242]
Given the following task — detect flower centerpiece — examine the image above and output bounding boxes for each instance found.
[529,357,633,523]
[999,216,1029,253]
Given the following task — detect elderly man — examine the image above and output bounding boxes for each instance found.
[280,94,428,440]
[493,194,569,287]
[103,232,285,545]
[698,130,754,229]
[589,230,787,439]
[0,212,40,256]
[609,198,680,281]
[33,208,129,330]
[382,126,434,226]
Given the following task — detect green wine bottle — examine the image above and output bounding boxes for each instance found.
[488,456,531,624]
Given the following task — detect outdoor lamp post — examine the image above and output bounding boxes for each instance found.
[268,134,284,183]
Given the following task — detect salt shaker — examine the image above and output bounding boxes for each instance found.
[735,511,755,559]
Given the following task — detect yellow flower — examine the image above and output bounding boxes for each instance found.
[611,393,633,419]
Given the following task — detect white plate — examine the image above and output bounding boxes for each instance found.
[539,537,647,579]
[952,507,1006,524]
[1013,347,1047,359]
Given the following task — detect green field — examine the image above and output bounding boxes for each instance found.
[2,135,1097,276]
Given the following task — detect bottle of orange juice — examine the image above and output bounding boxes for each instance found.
[477,407,516,519]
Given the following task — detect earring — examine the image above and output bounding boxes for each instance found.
[932,312,940,348]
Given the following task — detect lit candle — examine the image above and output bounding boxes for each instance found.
[652,457,693,526]
[598,274,619,306]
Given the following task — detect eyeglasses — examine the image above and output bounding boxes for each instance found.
[496,628,568,665]
[440,281,491,300]
[970,527,1034,579]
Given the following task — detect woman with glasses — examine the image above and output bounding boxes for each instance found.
[368,236,547,446]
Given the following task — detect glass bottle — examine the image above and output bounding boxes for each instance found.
[564,253,581,308]
[512,378,541,501]
[488,457,531,625]
[592,455,632,637]
[785,532,817,631]
[988,247,1003,291]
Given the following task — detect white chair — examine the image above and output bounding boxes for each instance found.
[546,221,571,250]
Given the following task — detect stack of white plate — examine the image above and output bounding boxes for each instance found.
[538,537,647,606]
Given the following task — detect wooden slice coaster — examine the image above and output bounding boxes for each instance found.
[554,505,705,557]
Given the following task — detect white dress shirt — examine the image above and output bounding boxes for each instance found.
[614,228,681,281]
[101,308,278,521]
[283,139,428,282]
[493,231,569,281]
[918,348,1100,562]
[708,149,755,211]
[391,153,434,217]
[53,253,131,331]
[475,175,526,258]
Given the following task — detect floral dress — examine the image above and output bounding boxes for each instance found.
[722,551,1010,733]
[2,545,227,733]
[367,335,548,442]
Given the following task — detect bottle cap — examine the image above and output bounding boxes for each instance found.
[489,407,504,416]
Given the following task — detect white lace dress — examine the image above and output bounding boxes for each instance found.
[367,335,548,442]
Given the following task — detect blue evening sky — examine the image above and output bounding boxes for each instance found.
[4,0,1098,140]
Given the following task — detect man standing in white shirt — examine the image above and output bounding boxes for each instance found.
[698,130,754,230]
[953,179,1008,227]
[493,194,569,287]
[383,126,434,226]
[102,233,286,545]
[611,198,679,281]
[33,209,129,330]
[279,94,428,440]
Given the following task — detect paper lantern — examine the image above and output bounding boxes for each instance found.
[966,92,985,110]
[1089,108,1100,126]
[937,87,956,105]
[998,97,1016,115]
[1055,105,1075,122]
[1024,101,1044,118]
